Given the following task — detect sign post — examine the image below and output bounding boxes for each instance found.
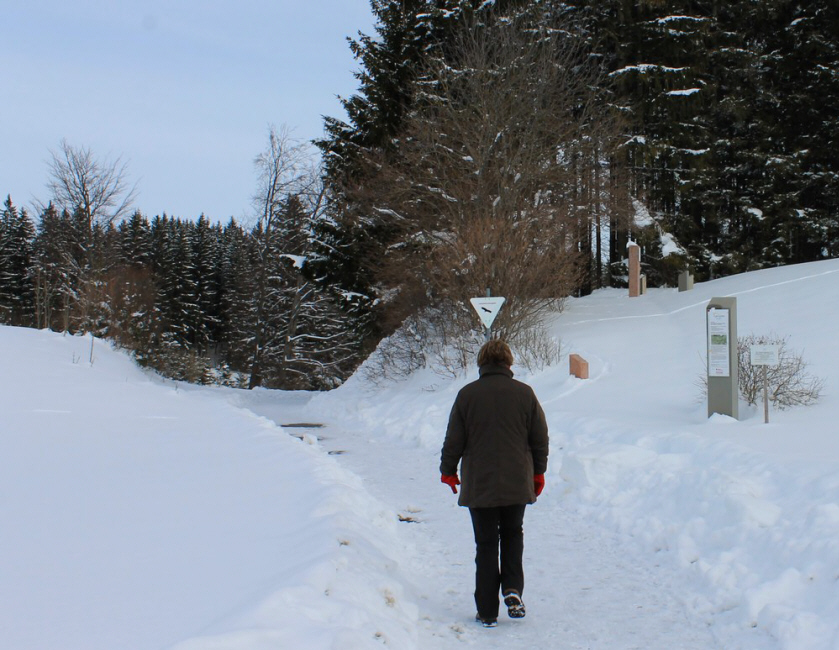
[470,295,505,341]
[706,297,738,419]
[750,344,780,423]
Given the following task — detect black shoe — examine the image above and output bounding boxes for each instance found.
[475,614,498,628]
[503,591,526,618]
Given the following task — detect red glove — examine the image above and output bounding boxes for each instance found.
[534,474,545,497]
[441,474,460,494]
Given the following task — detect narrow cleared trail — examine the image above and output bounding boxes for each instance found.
[247,397,718,650]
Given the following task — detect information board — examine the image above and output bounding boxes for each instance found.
[707,308,730,377]
[750,344,780,366]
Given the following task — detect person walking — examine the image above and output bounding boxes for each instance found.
[440,339,549,628]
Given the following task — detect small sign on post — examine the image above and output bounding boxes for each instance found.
[750,344,780,423]
[470,296,505,341]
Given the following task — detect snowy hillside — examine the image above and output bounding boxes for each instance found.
[0,329,415,649]
[3,258,839,649]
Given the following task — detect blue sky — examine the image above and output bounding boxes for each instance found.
[1,1,375,223]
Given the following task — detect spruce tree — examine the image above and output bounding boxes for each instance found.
[189,214,221,351]
[0,196,36,326]
[217,218,257,372]
[119,211,153,268]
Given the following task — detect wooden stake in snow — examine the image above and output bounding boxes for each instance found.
[628,242,642,298]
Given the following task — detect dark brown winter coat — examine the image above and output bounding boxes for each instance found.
[440,364,549,507]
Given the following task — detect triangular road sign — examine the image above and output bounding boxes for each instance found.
[470,297,505,330]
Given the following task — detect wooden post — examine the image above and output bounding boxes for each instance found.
[628,242,641,298]
[485,287,491,341]
[569,354,589,379]
[763,366,769,424]
[678,270,694,292]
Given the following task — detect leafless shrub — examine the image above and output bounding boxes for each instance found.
[510,325,564,373]
[738,333,824,409]
[362,314,429,384]
[698,334,824,410]
[363,300,564,382]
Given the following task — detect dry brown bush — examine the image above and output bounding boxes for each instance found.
[352,8,619,373]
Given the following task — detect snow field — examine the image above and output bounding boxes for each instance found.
[1,328,415,650]
[4,258,839,649]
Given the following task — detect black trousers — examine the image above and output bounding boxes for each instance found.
[468,504,526,619]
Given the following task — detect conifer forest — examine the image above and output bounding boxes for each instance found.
[2,1,837,388]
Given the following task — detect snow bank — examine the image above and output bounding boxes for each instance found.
[311,259,839,650]
[0,327,416,650]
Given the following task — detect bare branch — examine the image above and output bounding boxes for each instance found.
[44,139,137,228]
[737,334,824,409]
[349,7,617,370]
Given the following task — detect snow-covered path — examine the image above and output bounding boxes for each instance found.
[239,258,839,650]
[243,397,718,649]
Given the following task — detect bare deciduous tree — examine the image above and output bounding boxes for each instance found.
[45,139,137,232]
[355,8,621,368]
[248,125,335,388]
[249,126,312,387]
[39,140,138,332]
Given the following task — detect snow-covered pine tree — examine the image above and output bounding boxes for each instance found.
[189,214,222,352]
[118,211,153,268]
[260,194,361,390]
[313,0,477,345]
[102,214,157,357]
[151,219,197,348]
[0,196,36,326]
[216,217,257,373]
[30,204,87,332]
[750,0,839,265]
